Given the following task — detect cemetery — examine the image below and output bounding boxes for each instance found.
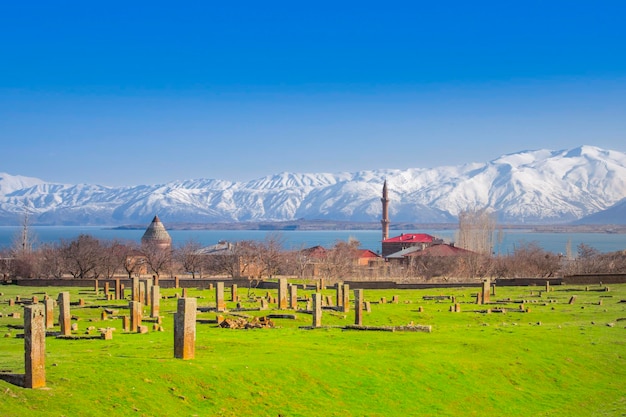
[0,279,625,416]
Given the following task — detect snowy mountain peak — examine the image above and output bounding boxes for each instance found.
[1,146,626,225]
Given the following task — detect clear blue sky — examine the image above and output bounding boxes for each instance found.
[1,1,625,186]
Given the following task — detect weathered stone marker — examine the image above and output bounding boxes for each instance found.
[260,298,269,310]
[129,301,142,332]
[182,288,188,298]
[289,284,298,310]
[231,284,238,302]
[150,285,160,318]
[336,282,344,308]
[342,284,350,313]
[94,279,99,294]
[144,279,153,306]
[57,292,71,336]
[115,278,122,300]
[312,292,322,327]
[278,278,288,309]
[139,281,146,305]
[215,282,226,312]
[104,281,110,297]
[24,304,46,388]
[354,289,364,326]
[569,295,577,304]
[44,298,54,329]
[122,316,130,332]
[365,301,371,313]
[482,279,491,304]
[546,280,550,293]
[174,276,180,289]
[174,297,197,360]
[132,277,140,302]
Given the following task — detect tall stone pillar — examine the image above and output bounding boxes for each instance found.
[354,289,364,326]
[215,282,226,312]
[278,278,288,310]
[150,285,160,318]
[57,292,71,336]
[129,301,142,332]
[115,278,122,300]
[482,279,491,304]
[312,293,322,328]
[144,279,153,306]
[132,277,140,302]
[24,304,46,388]
[336,282,344,308]
[44,298,54,329]
[174,298,197,360]
[289,284,298,310]
[94,279,99,294]
[104,281,110,298]
[342,284,350,313]
[231,284,238,302]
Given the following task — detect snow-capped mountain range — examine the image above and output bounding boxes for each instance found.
[1,145,626,226]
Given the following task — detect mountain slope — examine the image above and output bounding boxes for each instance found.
[1,145,625,225]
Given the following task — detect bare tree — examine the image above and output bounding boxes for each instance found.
[96,240,127,279]
[175,239,204,279]
[62,234,102,279]
[119,241,143,279]
[456,208,496,255]
[141,241,172,278]
[38,242,66,279]
[256,233,286,279]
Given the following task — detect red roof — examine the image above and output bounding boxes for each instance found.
[382,233,436,243]
[405,244,473,257]
[357,249,381,258]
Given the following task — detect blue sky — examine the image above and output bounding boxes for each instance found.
[1,1,625,186]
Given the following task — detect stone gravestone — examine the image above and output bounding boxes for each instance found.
[174,297,197,360]
[354,289,364,326]
[139,281,146,306]
[150,285,160,318]
[365,301,371,313]
[231,284,238,302]
[546,281,550,292]
[44,298,54,329]
[336,282,344,308]
[174,276,180,289]
[104,281,110,298]
[115,278,122,300]
[312,292,322,328]
[569,295,576,304]
[342,284,350,313]
[132,277,140,302]
[24,304,46,388]
[215,282,226,312]
[57,292,71,336]
[289,284,298,310]
[278,278,288,310]
[144,279,153,306]
[482,279,491,304]
[129,301,142,332]
[260,298,269,310]
[94,279,99,295]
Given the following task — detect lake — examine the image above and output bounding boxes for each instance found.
[1,226,626,255]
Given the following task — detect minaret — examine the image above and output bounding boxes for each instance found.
[381,180,390,241]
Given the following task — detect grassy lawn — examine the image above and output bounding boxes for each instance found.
[1,282,625,416]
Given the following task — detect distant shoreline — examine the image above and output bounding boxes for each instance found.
[112,220,626,234]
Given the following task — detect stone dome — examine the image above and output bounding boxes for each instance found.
[141,215,172,248]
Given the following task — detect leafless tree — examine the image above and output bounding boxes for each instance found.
[38,242,66,279]
[119,240,144,279]
[175,239,204,279]
[96,240,127,279]
[141,241,172,278]
[320,239,360,282]
[255,233,286,279]
[456,208,496,255]
[62,234,102,279]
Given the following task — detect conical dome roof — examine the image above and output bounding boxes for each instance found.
[141,215,172,247]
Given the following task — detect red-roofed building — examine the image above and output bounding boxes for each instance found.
[356,249,383,267]
[382,233,443,257]
[405,244,473,257]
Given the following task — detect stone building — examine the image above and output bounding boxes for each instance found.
[141,215,172,249]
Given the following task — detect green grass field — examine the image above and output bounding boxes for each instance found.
[1,282,625,416]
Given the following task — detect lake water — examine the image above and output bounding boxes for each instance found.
[1,226,626,255]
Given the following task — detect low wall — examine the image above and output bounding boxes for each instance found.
[5,274,626,290]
